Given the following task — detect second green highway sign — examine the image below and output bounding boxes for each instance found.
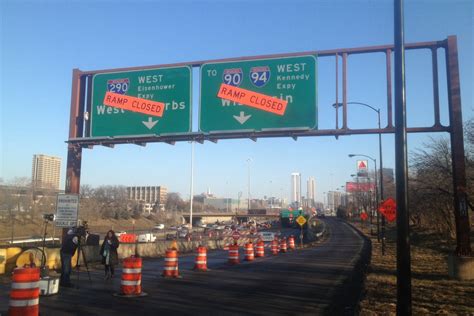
[199,55,317,133]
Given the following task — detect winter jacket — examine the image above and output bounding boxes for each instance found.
[100,236,119,266]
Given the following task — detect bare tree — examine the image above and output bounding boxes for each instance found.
[408,124,473,238]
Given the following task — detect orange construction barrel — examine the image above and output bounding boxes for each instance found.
[194,246,207,271]
[9,267,40,316]
[162,249,179,278]
[120,257,142,296]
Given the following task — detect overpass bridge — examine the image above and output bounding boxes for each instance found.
[181,213,279,224]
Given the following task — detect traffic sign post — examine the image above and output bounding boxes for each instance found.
[296,216,307,248]
[91,67,192,137]
[379,198,397,222]
[200,56,317,132]
[55,194,79,227]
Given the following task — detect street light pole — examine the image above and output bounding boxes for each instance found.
[189,141,194,229]
[246,158,252,212]
[335,101,385,248]
[377,110,386,253]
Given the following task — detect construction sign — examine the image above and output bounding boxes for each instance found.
[296,215,307,226]
[378,198,397,222]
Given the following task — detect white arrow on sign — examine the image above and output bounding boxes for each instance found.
[142,117,158,129]
[233,111,252,124]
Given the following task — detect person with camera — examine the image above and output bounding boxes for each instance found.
[60,228,78,287]
[100,230,119,279]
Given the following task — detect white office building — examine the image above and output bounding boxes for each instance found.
[291,172,302,206]
[307,177,316,205]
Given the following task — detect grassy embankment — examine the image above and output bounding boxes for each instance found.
[354,220,474,315]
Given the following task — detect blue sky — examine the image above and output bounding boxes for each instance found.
[1,0,472,202]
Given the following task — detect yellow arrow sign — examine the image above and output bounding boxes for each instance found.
[296,215,307,226]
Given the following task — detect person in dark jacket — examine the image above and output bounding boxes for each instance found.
[60,228,78,287]
[100,230,119,279]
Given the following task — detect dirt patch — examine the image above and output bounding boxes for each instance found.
[354,221,474,315]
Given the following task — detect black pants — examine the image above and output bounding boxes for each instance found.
[105,264,114,276]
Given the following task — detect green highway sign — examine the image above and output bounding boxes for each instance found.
[199,55,317,132]
[91,67,192,137]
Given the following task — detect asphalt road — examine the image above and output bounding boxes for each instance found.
[0,218,368,315]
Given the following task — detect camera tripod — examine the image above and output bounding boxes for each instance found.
[74,235,91,288]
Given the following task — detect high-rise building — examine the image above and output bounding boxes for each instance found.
[291,172,301,205]
[327,190,346,211]
[32,154,61,190]
[307,177,316,205]
[127,186,167,209]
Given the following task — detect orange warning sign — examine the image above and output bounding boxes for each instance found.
[103,92,165,117]
[217,84,288,116]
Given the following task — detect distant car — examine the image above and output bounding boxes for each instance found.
[259,232,275,242]
[196,222,206,228]
[169,226,178,230]
[138,233,156,243]
[178,230,188,238]
[215,225,226,230]
[166,233,176,240]
[154,224,165,230]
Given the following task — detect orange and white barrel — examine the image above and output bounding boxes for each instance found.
[162,249,179,278]
[255,240,265,258]
[288,235,296,250]
[228,244,239,264]
[120,256,142,296]
[271,239,279,255]
[280,238,287,253]
[244,242,255,261]
[194,246,207,271]
[9,267,40,316]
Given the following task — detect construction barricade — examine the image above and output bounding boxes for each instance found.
[255,240,265,258]
[119,234,137,243]
[9,267,40,316]
[194,246,207,271]
[162,249,180,278]
[244,242,255,261]
[117,256,146,297]
[228,244,239,264]
[288,235,296,250]
[280,238,288,253]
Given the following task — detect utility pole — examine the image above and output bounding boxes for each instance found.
[189,141,194,229]
[394,0,412,313]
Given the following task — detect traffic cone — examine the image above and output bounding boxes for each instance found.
[162,249,180,278]
[255,240,265,257]
[244,242,255,261]
[280,238,287,253]
[288,235,296,250]
[194,246,207,271]
[271,239,279,255]
[228,244,239,264]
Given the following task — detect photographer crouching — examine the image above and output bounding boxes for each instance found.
[60,228,78,287]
